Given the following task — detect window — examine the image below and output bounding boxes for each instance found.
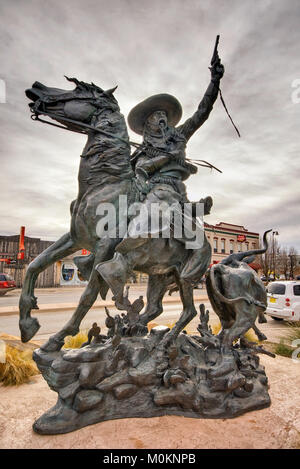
[267,283,286,295]
[213,239,218,253]
[221,239,225,254]
[230,241,234,254]
[0,274,6,281]
[293,285,300,296]
[238,243,242,252]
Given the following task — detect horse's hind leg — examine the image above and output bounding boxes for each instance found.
[139,274,169,325]
[19,232,78,342]
[165,280,197,343]
[251,323,267,342]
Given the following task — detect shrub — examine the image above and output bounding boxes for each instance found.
[274,339,293,358]
[63,330,88,349]
[0,345,39,386]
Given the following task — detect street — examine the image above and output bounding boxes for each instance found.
[0,285,293,344]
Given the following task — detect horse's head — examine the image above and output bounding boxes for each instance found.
[26,76,119,132]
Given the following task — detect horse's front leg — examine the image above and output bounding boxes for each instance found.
[41,239,117,352]
[19,232,78,342]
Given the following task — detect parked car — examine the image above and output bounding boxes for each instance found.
[0,273,16,296]
[265,280,300,321]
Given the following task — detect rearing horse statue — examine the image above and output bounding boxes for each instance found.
[20,77,211,351]
[20,78,135,347]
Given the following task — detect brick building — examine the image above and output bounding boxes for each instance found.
[205,222,260,265]
[0,234,59,287]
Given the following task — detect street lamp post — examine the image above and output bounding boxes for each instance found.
[272,231,279,280]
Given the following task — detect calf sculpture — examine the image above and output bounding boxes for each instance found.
[206,229,271,346]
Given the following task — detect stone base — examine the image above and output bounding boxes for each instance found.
[33,327,271,435]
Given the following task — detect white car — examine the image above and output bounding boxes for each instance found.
[265,281,300,321]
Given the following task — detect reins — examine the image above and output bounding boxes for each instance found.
[30,109,222,173]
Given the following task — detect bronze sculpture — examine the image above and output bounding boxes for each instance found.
[19,38,274,434]
[19,44,223,350]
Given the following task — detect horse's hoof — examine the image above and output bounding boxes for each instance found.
[19,317,40,343]
[41,336,65,352]
[160,331,176,349]
[258,333,267,342]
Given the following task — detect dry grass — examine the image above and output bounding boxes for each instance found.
[0,345,39,386]
[63,330,88,349]
[211,321,259,343]
[272,321,300,359]
[286,321,300,342]
[147,322,159,331]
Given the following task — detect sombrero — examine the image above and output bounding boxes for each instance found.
[128,93,182,135]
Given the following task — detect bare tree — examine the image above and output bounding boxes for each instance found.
[289,247,298,279]
[278,247,289,279]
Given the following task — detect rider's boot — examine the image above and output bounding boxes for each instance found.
[95,253,130,310]
[180,238,212,281]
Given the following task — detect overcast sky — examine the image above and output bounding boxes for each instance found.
[0,0,299,250]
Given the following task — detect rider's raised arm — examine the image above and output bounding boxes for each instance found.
[177,57,224,141]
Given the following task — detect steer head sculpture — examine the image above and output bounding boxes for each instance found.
[206,229,271,347]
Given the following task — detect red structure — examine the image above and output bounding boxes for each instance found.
[17,226,25,260]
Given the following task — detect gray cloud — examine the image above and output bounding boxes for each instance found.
[0,0,299,250]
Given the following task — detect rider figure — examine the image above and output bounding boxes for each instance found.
[116,51,224,262]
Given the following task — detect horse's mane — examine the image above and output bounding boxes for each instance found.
[85,110,134,185]
[65,76,107,95]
